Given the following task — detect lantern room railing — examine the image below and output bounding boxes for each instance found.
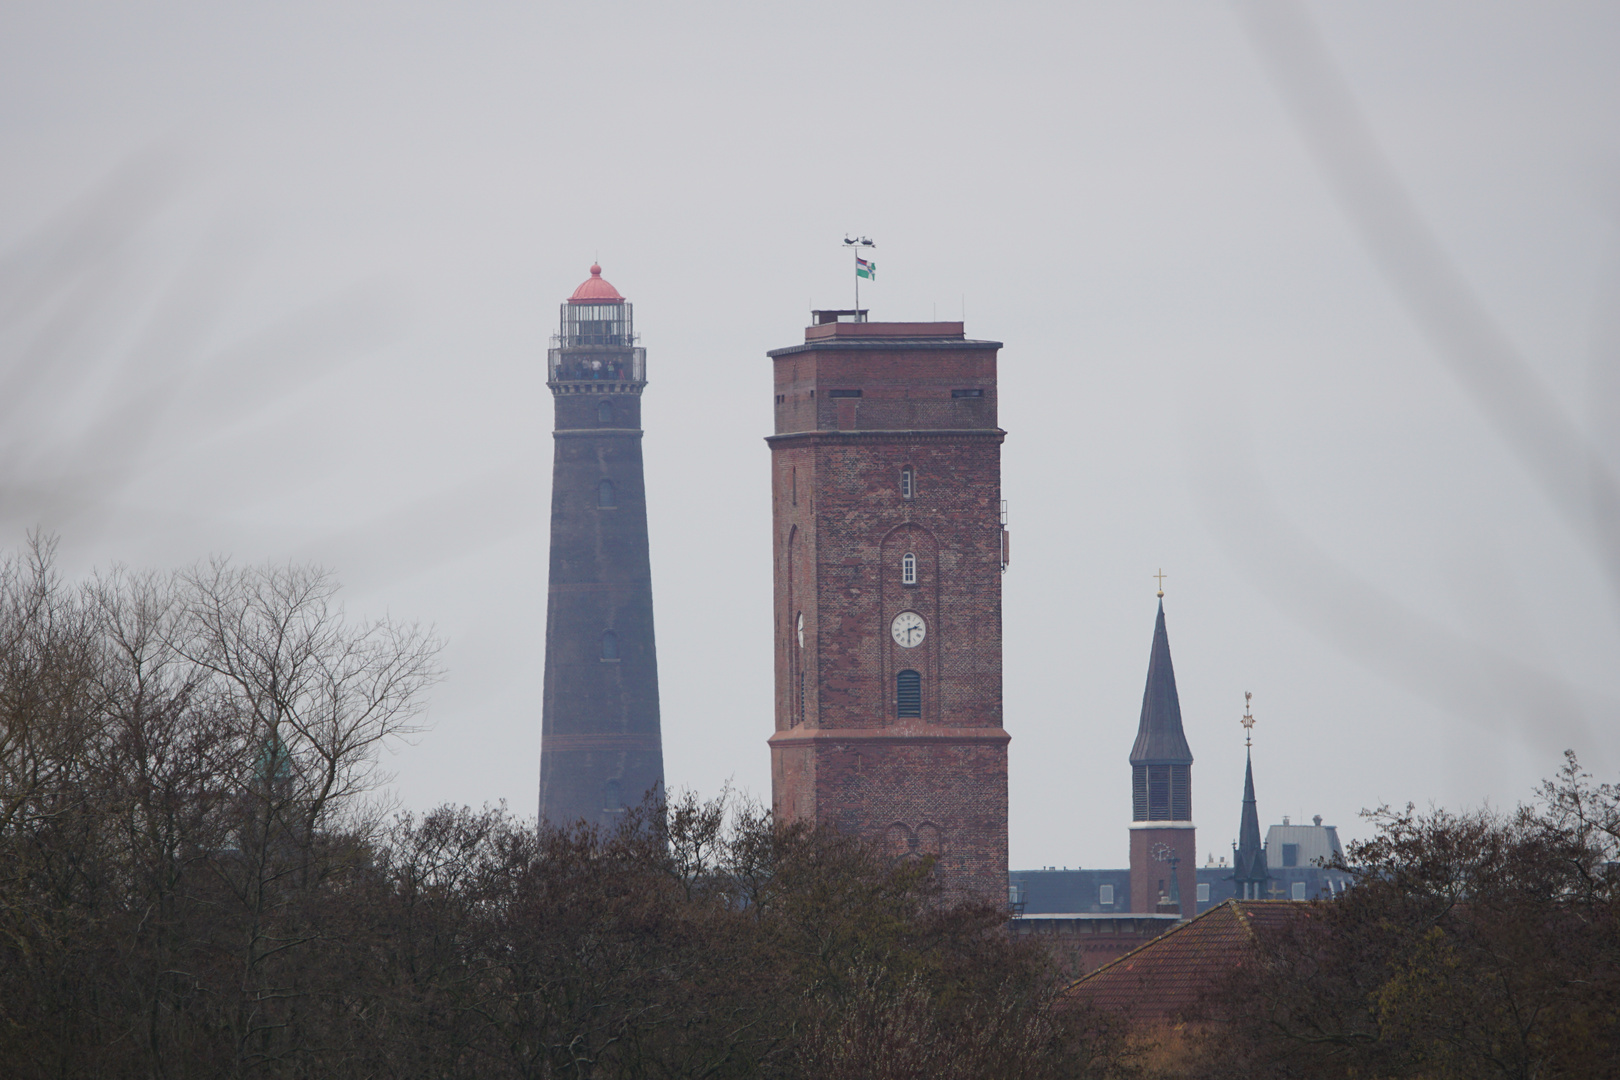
[547,346,646,384]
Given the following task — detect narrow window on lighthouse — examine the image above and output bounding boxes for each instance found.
[896,670,922,718]
[901,552,917,585]
[598,480,616,508]
[601,630,618,660]
[900,467,914,500]
[597,400,613,425]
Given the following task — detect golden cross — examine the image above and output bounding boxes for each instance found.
[1241,691,1255,747]
[1154,568,1167,597]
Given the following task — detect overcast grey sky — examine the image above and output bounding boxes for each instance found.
[2,1,1616,871]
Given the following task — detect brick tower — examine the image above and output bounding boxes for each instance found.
[1128,595,1197,914]
[766,311,1010,905]
[538,265,663,828]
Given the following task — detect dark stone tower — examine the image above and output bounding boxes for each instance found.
[1128,597,1197,914]
[767,312,1010,905]
[538,265,663,829]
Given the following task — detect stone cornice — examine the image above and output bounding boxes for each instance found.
[767,339,1002,358]
[765,428,1006,447]
[1128,821,1197,830]
[768,725,1010,748]
[555,428,644,439]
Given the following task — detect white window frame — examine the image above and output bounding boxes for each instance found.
[1099,884,1114,906]
[1197,882,1210,903]
[1291,881,1307,901]
[901,552,917,585]
[900,468,914,500]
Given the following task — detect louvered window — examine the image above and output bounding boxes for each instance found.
[1148,764,1171,818]
[1134,762,1191,820]
[896,670,921,718]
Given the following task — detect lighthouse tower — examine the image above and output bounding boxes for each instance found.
[538,265,664,829]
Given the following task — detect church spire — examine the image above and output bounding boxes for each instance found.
[1232,694,1270,899]
[1127,586,1198,915]
[1129,599,1194,765]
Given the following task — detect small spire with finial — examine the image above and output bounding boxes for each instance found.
[1241,690,1255,748]
[1154,568,1167,598]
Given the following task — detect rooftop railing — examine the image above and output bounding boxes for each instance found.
[547,346,646,384]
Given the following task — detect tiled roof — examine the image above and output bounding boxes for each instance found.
[1067,900,1307,1022]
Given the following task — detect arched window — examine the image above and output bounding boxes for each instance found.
[896,669,921,718]
[597,400,614,425]
[901,552,917,585]
[598,480,616,508]
[900,467,914,500]
[601,630,618,660]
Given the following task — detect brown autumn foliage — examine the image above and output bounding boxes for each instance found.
[0,538,1127,1079]
[1174,756,1620,1080]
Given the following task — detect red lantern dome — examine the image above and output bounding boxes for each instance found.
[568,263,625,303]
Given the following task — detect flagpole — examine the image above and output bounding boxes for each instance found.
[844,235,874,321]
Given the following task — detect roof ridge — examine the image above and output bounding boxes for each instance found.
[1064,900,1238,992]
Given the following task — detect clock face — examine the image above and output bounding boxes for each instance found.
[890,610,926,648]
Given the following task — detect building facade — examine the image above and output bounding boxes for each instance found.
[538,265,664,828]
[766,312,1010,905]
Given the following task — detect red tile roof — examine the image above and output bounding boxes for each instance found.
[1067,900,1308,1023]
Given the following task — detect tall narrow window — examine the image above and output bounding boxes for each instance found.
[598,480,616,508]
[896,669,921,718]
[900,468,914,500]
[597,400,613,425]
[791,467,797,505]
[901,552,917,585]
[601,630,618,660]
[604,779,622,810]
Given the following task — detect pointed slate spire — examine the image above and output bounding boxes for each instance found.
[1130,601,1194,764]
[1232,748,1270,897]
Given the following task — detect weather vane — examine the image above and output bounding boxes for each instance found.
[843,236,875,311]
[1241,691,1255,748]
[1154,568,1166,598]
